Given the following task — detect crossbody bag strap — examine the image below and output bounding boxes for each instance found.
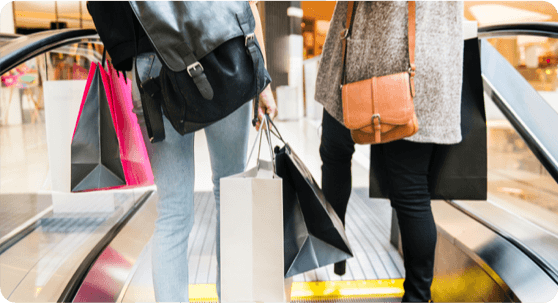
[340,1,356,87]
[126,6,166,142]
[236,11,262,127]
[407,1,416,97]
[340,1,416,92]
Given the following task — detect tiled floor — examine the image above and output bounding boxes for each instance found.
[1,123,49,193]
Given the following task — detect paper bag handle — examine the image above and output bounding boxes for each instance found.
[247,114,276,172]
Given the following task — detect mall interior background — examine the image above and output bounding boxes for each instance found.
[1,1,558,233]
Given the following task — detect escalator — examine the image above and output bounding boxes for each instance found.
[0,23,558,303]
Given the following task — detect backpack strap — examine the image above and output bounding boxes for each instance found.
[236,11,261,127]
[178,47,214,100]
[126,5,166,142]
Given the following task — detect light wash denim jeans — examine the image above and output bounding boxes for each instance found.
[132,53,251,302]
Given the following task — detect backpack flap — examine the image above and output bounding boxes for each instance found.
[129,1,254,72]
[129,1,271,139]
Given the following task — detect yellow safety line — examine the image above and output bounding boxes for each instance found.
[188,279,404,303]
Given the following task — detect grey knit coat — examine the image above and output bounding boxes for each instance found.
[315,1,464,144]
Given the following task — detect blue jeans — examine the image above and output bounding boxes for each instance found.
[132,53,251,302]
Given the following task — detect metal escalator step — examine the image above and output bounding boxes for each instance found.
[187,279,404,303]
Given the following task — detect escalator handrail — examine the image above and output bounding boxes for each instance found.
[0,28,99,75]
[478,22,558,39]
[482,73,558,181]
[478,22,558,182]
[456,22,559,285]
[447,199,558,284]
[58,191,155,303]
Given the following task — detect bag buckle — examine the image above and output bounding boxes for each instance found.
[408,67,416,98]
[371,113,381,125]
[340,29,349,40]
[245,33,255,46]
[187,62,204,77]
[408,67,416,78]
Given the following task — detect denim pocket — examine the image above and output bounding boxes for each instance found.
[135,54,155,82]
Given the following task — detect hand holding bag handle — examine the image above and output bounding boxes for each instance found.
[247,113,276,172]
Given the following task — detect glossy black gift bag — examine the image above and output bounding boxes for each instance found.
[70,62,126,192]
[269,118,353,278]
[369,38,487,200]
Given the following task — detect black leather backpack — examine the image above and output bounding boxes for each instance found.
[128,1,271,142]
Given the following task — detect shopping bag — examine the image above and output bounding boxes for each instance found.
[106,64,154,187]
[71,62,126,192]
[267,116,353,278]
[369,38,487,200]
[220,121,292,303]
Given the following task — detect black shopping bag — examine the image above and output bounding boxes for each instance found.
[274,140,353,278]
[71,62,126,192]
[370,38,487,200]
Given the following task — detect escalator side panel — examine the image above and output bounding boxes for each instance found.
[480,39,558,180]
[432,201,557,303]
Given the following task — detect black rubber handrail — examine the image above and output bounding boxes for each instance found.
[58,191,155,303]
[478,22,558,39]
[483,76,558,182]
[0,28,98,74]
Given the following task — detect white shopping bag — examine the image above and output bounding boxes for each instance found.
[220,117,292,303]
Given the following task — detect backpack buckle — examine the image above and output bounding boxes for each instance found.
[187,62,204,77]
[245,33,255,46]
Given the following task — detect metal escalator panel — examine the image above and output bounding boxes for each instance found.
[480,39,558,181]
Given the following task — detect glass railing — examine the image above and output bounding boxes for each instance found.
[479,23,558,235]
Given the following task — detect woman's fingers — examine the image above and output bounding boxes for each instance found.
[255,107,265,130]
[266,102,278,120]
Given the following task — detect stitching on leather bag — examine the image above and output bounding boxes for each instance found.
[343,85,357,130]
[343,86,349,126]
[403,75,411,113]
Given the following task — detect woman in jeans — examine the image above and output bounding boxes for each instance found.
[315,2,464,302]
[131,3,276,302]
[88,1,276,301]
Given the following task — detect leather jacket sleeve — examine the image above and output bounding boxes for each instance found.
[87,1,153,72]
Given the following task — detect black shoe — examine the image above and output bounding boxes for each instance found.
[334,261,346,276]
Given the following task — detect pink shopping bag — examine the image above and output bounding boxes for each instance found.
[71,61,153,192]
[106,63,154,187]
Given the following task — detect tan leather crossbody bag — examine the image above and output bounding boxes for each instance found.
[341,1,419,144]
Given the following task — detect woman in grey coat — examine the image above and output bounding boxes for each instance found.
[315,1,463,302]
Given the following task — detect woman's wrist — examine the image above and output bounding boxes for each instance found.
[259,85,273,102]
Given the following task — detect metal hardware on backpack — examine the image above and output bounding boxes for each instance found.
[128,1,271,143]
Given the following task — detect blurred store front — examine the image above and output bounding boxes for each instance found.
[1,0,558,228]
[0,3,558,302]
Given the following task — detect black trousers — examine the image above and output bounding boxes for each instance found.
[320,109,436,303]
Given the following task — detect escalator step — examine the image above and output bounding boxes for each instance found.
[187,279,404,303]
